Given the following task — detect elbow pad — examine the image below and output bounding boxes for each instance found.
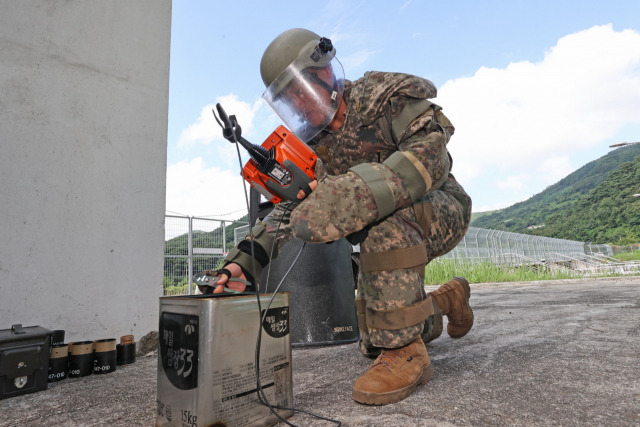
[382,151,434,203]
[348,148,437,215]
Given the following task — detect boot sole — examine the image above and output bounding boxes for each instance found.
[448,277,473,338]
[352,364,434,405]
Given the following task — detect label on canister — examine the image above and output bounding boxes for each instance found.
[159,312,199,390]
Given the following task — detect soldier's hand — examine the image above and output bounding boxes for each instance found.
[297,180,318,200]
[214,263,247,293]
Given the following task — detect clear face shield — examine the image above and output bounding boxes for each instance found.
[263,55,345,143]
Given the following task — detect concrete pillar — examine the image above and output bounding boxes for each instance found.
[0,0,172,342]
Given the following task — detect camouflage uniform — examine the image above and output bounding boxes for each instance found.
[229,71,471,349]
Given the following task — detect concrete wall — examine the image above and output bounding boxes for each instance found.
[0,1,171,342]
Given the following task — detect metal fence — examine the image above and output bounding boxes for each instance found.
[440,227,613,265]
[234,224,250,246]
[610,243,640,255]
[164,215,249,296]
[164,217,616,295]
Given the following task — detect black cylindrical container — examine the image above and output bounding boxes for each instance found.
[116,342,136,365]
[48,344,68,382]
[116,335,136,365]
[93,339,117,374]
[51,330,65,346]
[68,341,94,378]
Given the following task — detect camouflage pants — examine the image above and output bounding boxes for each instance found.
[357,174,471,349]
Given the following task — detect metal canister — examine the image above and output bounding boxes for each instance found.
[156,293,293,427]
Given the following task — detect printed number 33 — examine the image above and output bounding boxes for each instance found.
[177,348,194,378]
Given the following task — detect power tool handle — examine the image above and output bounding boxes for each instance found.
[215,103,244,143]
[265,159,313,202]
[216,103,231,129]
[215,103,266,160]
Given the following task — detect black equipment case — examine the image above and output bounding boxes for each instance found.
[0,324,52,400]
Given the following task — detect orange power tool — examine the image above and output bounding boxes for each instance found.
[214,103,317,204]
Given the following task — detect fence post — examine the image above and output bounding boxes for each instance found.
[188,216,193,295]
[222,221,226,255]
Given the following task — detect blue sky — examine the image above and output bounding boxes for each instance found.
[166,0,640,220]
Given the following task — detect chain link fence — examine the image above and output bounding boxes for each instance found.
[610,243,640,255]
[440,227,613,265]
[234,224,250,246]
[164,215,249,296]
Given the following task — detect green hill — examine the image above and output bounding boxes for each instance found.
[471,144,640,244]
[542,157,640,243]
[470,210,496,223]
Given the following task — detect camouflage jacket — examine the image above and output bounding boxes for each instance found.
[309,71,453,175]
[236,71,454,271]
[287,71,454,242]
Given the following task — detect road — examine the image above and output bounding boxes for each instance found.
[1,276,638,426]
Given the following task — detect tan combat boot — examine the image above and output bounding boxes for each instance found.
[352,337,433,405]
[428,277,474,338]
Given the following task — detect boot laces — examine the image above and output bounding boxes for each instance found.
[371,346,409,371]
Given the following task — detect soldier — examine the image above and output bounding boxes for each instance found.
[215,28,474,405]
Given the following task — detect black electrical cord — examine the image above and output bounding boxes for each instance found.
[252,198,342,427]
[216,108,341,426]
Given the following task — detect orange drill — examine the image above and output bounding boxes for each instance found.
[214,103,316,204]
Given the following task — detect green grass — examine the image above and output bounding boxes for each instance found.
[163,283,193,295]
[612,251,640,262]
[423,259,576,285]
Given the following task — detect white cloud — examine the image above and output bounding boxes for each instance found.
[178,94,263,147]
[167,94,284,220]
[399,1,413,13]
[537,156,574,185]
[440,25,640,208]
[497,175,525,191]
[165,157,250,219]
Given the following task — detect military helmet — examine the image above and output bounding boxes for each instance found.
[260,28,345,143]
[260,28,335,89]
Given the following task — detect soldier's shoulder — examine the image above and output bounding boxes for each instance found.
[353,71,438,121]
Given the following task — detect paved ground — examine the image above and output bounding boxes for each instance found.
[1,276,639,426]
